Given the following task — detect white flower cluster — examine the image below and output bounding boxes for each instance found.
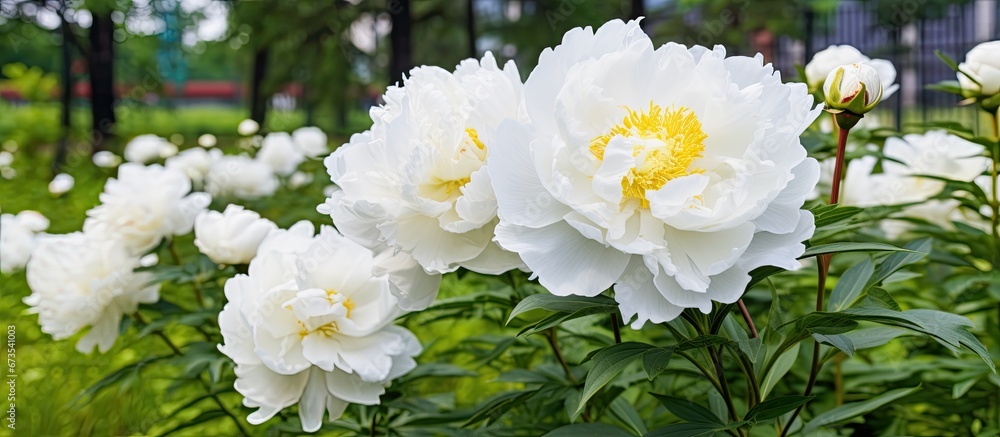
[321,20,822,326]
[841,130,989,239]
[0,210,49,274]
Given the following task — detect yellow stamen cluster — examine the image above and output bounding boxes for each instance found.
[590,103,707,208]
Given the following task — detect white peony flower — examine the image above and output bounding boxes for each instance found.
[0,211,49,274]
[957,40,1000,99]
[124,134,173,163]
[165,147,222,188]
[24,232,159,353]
[206,155,280,200]
[257,132,306,176]
[48,173,74,195]
[288,171,313,189]
[194,204,277,265]
[198,133,218,148]
[84,163,212,254]
[92,151,122,168]
[292,126,329,158]
[217,224,422,432]
[0,151,12,167]
[490,20,820,327]
[320,52,525,277]
[842,131,989,238]
[238,119,260,136]
[806,45,898,99]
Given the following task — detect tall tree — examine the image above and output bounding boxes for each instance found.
[88,10,115,150]
[249,47,270,126]
[389,0,412,86]
[466,0,476,58]
[53,0,72,172]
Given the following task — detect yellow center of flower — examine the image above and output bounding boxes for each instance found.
[421,128,486,202]
[326,289,355,317]
[465,128,486,151]
[590,103,707,208]
[299,321,340,338]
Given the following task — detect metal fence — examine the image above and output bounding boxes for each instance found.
[771,0,999,131]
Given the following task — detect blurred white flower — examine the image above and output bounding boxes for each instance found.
[124,134,173,163]
[198,133,218,148]
[48,173,74,195]
[165,147,222,188]
[206,155,280,200]
[139,253,159,267]
[0,151,12,167]
[292,126,328,158]
[823,63,883,115]
[1,167,15,179]
[24,232,159,353]
[195,204,277,265]
[0,211,49,274]
[806,45,898,99]
[957,40,1000,100]
[238,119,260,136]
[490,20,819,327]
[288,171,313,189]
[842,131,989,239]
[84,163,212,254]
[322,184,337,198]
[320,52,525,277]
[218,224,421,432]
[257,132,305,176]
[92,151,122,168]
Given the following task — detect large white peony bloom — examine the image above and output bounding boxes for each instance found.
[165,147,223,188]
[0,211,49,274]
[124,134,174,163]
[805,45,898,99]
[206,155,280,200]
[217,223,421,432]
[257,132,305,176]
[85,163,212,254]
[319,52,525,277]
[195,204,277,265]
[24,232,159,353]
[957,40,1000,99]
[292,126,329,158]
[490,20,820,327]
[842,131,988,238]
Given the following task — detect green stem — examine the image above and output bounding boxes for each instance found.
[727,344,760,408]
[708,346,743,435]
[989,110,999,266]
[545,328,576,385]
[610,313,622,344]
[780,119,852,437]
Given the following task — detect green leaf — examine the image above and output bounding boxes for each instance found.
[397,363,477,383]
[814,333,855,357]
[508,294,618,324]
[545,423,636,437]
[760,343,800,399]
[518,305,615,336]
[952,375,982,399]
[464,391,533,426]
[811,204,864,228]
[840,326,910,350]
[800,242,911,258]
[159,410,228,436]
[609,397,648,435]
[856,287,900,311]
[576,342,654,415]
[642,348,675,380]
[642,422,723,437]
[649,393,724,425]
[744,395,814,422]
[792,313,859,335]
[802,385,921,434]
[828,258,874,311]
[869,238,931,285]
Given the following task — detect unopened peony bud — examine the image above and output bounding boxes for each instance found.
[823,63,883,130]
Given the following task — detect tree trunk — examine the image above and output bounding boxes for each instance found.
[88,11,115,151]
[53,3,73,173]
[249,47,270,127]
[389,0,412,86]
[466,0,476,59]
[630,0,645,21]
